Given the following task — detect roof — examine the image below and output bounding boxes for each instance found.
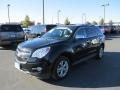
[0,23,21,26]
[58,24,95,31]
[0,24,21,25]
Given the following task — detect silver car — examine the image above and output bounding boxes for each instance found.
[0,24,25,46]
[25,24,57,40]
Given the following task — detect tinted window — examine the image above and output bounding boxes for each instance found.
[15,25,23,32]
[86,27,97,37]
[75,28,86,38]
[1,25,9,32]
[1,25,23,32]
[46,25,57,32]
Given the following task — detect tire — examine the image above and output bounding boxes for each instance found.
[52,56,70,80]
[96,45,104,59]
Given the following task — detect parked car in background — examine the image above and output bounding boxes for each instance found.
[0,24,25,46]
[25,24,57,40]
[15,24,105,80]
[97,25,112,35]
[117,26,120,33]
[104,25,111,34]
[23,28,31,40]
[111,25,120,34]
[23,28,31,34]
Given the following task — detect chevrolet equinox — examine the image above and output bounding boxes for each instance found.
[15,25,105,80]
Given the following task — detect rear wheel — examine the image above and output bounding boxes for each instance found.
[52,56,70,80]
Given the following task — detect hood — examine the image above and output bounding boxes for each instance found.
[18,37,63,50]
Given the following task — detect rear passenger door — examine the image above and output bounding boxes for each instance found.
[73,27,90,60]
[85,27,99,54]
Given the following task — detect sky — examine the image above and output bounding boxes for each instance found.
[0,0,120,24]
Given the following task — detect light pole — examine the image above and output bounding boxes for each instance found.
[101,3,109,25]
[7,4,10,23]
[51,16,53,24]
[43,0,45,25]
[82,13,86,24]
[57,10,61,24]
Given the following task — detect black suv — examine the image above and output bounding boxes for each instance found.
[0,24,25,46]
[15,25,105,80]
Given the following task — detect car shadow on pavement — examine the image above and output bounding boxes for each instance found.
[44,52,120,88]
[0,44,17,51]
[106,33,120,40]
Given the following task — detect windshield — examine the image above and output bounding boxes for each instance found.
[41,27,73,39]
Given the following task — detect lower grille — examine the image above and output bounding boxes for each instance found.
[16,55,28,62]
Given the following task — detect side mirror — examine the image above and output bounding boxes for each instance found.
[75,35,85,39]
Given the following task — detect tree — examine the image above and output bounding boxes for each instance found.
[21,15,34,28]
[64,18,70,25]
[99,18,104,25]
[92,21,97,25]
[86,21,91,24]
[109,20,113,26]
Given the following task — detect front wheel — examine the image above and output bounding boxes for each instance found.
[96,46,104,59]
[52,56,70,80]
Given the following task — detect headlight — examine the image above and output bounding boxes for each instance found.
[31,47,50,59]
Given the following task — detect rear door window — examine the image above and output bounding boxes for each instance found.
[86,27,97,37]
[75,28,86,38]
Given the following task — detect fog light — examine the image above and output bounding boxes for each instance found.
[32,67,42,72]
[37,67,42,72]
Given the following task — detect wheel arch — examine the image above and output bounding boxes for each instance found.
[50,51,74,74]
[101,43,105,49]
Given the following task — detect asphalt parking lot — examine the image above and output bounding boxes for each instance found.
[0,34,120,90]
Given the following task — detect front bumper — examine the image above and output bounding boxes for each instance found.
[15,58,51,79]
